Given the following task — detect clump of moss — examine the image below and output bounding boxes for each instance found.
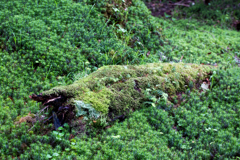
[82,87,113,114]
[15,113,36,125]
[42,63,211,120]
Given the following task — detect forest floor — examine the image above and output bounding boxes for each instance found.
[0,0,240,159]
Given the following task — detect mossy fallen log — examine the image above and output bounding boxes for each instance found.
[30,63,211,130]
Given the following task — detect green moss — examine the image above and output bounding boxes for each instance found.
[80,87,113,114]
[109,79,143,117]
[42,62,211,119]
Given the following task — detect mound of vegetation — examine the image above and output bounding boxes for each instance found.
[157,18,240,65]
[0,0,240,159]
[29,63,210,132]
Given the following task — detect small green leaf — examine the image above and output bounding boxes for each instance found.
[53,153,59,157]
[112,8,119,12]
[117,26,127,33]
[164,12,171,18]
[46,154,52,159]
[53,131,58,135]
[58,127,64,131]
[63,123,69,128]
[111,135,121,139]
[151,103,156,107]
[150,97,157,102]
[58,133,64,137]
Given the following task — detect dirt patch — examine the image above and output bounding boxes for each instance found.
[144,0,195,17]
[145,0,240,31]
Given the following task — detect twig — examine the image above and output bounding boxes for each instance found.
[39,105,50,114]
[180,55,184,62]
[43,115,53,124]
[173,3,190,7]
[28,125,35,132]
[28,105,50,131]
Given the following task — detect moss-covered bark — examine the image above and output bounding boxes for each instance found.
[37,62,210,123]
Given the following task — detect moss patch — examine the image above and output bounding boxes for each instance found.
[42,62,211,120]
[82,88,113,114]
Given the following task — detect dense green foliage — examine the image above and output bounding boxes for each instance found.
[0,0,240,159]
[159,19,240,65]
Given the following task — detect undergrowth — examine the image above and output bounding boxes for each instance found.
[0,0,240,159]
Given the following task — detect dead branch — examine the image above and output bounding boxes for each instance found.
[172,3,190,7]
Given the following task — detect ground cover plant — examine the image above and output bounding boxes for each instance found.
[0,0,240,159]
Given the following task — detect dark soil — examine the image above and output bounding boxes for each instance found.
[144,0,240,31]
[144,0,195,17]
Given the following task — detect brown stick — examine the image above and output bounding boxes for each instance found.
[172,3,190,7]
[180,55,184,62]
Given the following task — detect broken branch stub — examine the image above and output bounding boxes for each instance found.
[30,63,211,130]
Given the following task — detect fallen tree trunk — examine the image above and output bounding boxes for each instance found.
[30,62,211,131]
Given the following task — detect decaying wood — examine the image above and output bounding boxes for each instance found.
[30,63,212,133]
